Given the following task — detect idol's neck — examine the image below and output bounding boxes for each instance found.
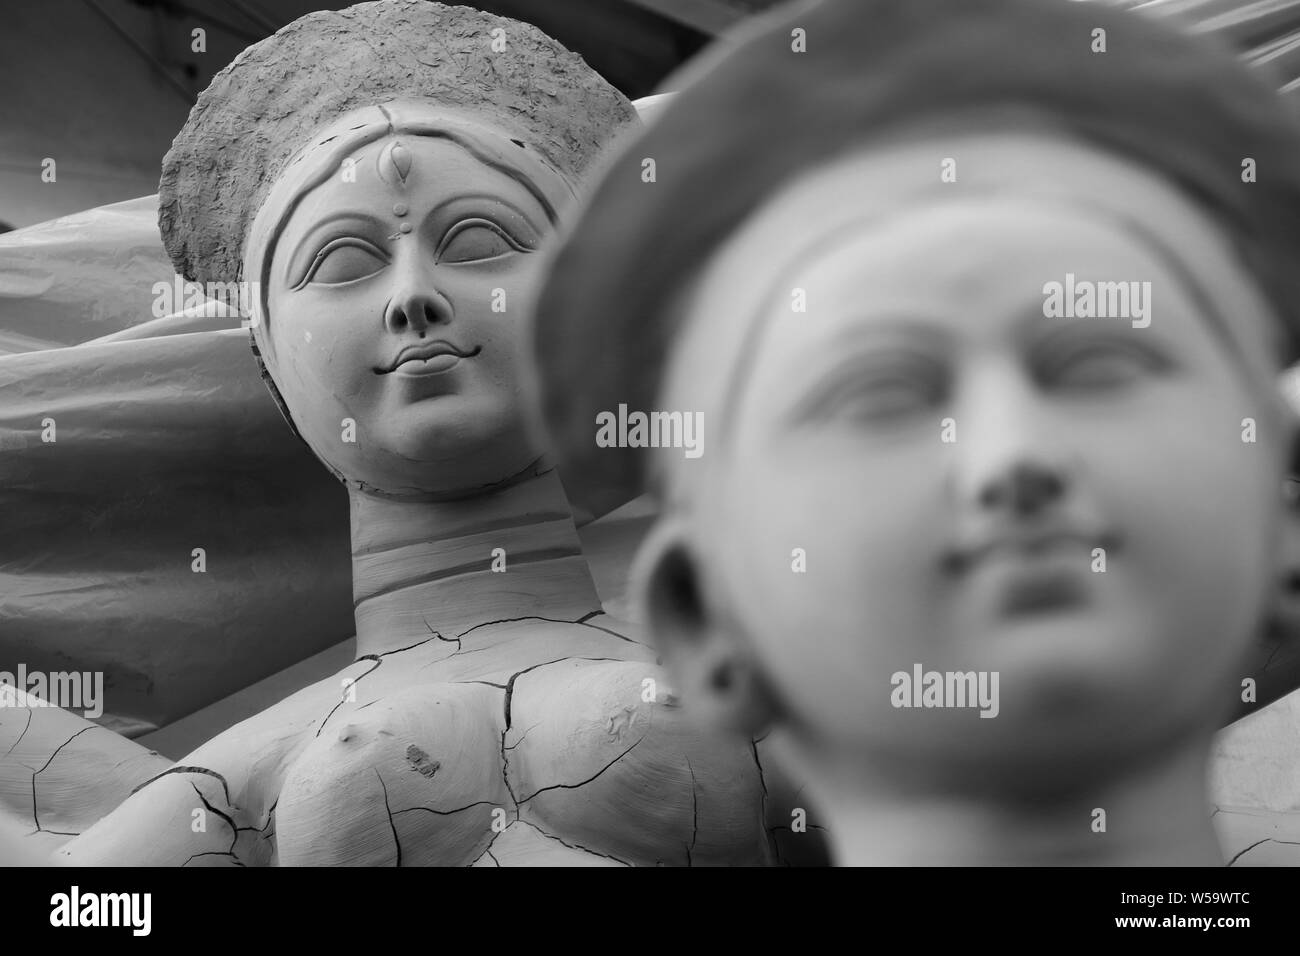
[349,464,600,657]
[768,728,1223,866]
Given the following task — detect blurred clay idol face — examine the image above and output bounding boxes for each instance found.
[670,135,1287,788]
[263,126,565,496]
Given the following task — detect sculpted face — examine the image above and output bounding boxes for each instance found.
[658,134,1289,789]
[257,117,569,496]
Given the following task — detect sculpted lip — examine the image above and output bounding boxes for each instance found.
[940,527,1120,576]
[997,568,1089,616]
[375,341,482,374]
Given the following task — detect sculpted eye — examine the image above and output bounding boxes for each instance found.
[437,218,528,264]
[828,375,938,421]
[1042,341,1168,391]
[797,355,947,426]
[300,238,388,286]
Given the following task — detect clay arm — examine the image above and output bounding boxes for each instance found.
[50,708,271,866]
[51,702,310,866]
[56,759,265,867]
[0,689,172,858]
[53,666,348,865]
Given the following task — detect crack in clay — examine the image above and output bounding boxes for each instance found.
[573,614,647,647]
[375,768,402,867]
[499,731,521,820]
[191,782,240,854]
[421,616,634,671]
[315,656,383,737]
[530,821,630,866]
[182,850,245,867]
[519,657,628,725]
[455,613,605,641]
[1227,837,1271,866]
[518,736,645,804]
[500,656,621,734]
[468,828,503,866]
[421,616,462,654]
[392,799,498,818]
[257,799,278,843]
[494,650,629,810]
[3,709,32,758]
[1226,836,1300,866]
[750,740,770,799]
[31,726,96,831]
[499,692,522,817]
[750,739,781,865]
[131,765,235,808]
[686,759,699,867]
[376,631,445,658]
[503,721,540,751]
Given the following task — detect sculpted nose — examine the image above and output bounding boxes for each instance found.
[979,461,1067,517]
[385,285,452,335]
[948,360,1073,519]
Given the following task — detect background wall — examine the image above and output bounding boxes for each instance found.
[0,0,784,229]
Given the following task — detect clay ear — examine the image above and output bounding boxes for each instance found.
[632,517,709,650]
[632,518,776,736]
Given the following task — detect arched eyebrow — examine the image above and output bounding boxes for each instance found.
[818,319,954,353]
[422,194,545,247]
[285,211,388,284]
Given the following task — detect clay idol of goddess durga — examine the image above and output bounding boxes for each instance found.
[24,0,789,866]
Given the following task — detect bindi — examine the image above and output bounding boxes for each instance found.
[379,145,414,237]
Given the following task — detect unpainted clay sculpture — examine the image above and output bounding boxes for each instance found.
[18,1,784,866]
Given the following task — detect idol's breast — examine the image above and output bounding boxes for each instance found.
[274,682,508,866]
[271,623,768,866]
[503,658,771,866]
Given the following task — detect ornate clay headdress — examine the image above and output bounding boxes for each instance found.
[159,0,636,288]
